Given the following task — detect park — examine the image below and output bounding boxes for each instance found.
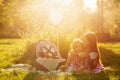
[0,0,120,80]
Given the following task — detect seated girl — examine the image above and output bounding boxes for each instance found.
[82,32,104,73]
[59,39,85,73]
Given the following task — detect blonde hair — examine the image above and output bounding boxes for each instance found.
[72,38,83,49]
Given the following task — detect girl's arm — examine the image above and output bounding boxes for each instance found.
[65,51,73,66]
[58,51,73,71]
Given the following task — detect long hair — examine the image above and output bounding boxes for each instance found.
[83,32,98,53]
[83,32,102,68]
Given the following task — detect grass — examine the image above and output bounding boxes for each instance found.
[0,39,120,80]
[0,39,28,68]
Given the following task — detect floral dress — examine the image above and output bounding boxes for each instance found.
[66,54,82,72]
[84,52,104,73]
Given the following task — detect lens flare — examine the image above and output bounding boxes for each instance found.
[49,7,64,26]
[84,0,97,13]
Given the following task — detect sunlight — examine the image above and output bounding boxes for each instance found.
[51,0,73,7]
[51,0,62,4]
[0,0,3,5]
[49,7,64,26]
[19,0,73,26]
[49,0,73,25]
[63,0,73,6]
[84,0,97,13]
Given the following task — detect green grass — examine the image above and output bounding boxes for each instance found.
[98,43,120,80]
[0,39,28,68]
[0,39,120,80]
[0,69,28,80]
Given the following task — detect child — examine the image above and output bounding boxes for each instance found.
[82,32,104,73]
[59,39,85,73]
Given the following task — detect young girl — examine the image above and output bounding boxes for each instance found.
[59,39,85,73]
[82,32,104,73]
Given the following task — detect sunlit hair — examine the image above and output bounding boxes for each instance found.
[83,32,97,52]
[83,32,102,66]
[72,38,83,49]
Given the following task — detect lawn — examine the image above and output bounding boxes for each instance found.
[0,39,120,80]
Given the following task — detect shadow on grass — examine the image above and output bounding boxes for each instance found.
[99,46,120,68]
[15,42,37,67]
[23,71,109,80]
[73,71,109,80]
[99,46,120,79]
[23,71,59,80]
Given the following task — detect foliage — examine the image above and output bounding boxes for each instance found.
[104,0,120,34]
[0,0,120,41]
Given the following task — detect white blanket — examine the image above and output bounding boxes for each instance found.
[36,57,65,70]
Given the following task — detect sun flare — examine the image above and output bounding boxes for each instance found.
[49,7,64,26]
[84,0,97,13]
[49,0,73,25]
[50,0,73,7]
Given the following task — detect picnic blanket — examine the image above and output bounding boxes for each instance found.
[36,57,65,70]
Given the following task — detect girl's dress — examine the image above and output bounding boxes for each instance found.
[66,54,82,72]
[84,52,104,73]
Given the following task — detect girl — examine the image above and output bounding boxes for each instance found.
[82,32,104,73]
[59,39,85,73]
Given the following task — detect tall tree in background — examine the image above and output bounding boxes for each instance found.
[104,0,120,35]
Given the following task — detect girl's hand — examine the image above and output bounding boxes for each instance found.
[78,65,84,71]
